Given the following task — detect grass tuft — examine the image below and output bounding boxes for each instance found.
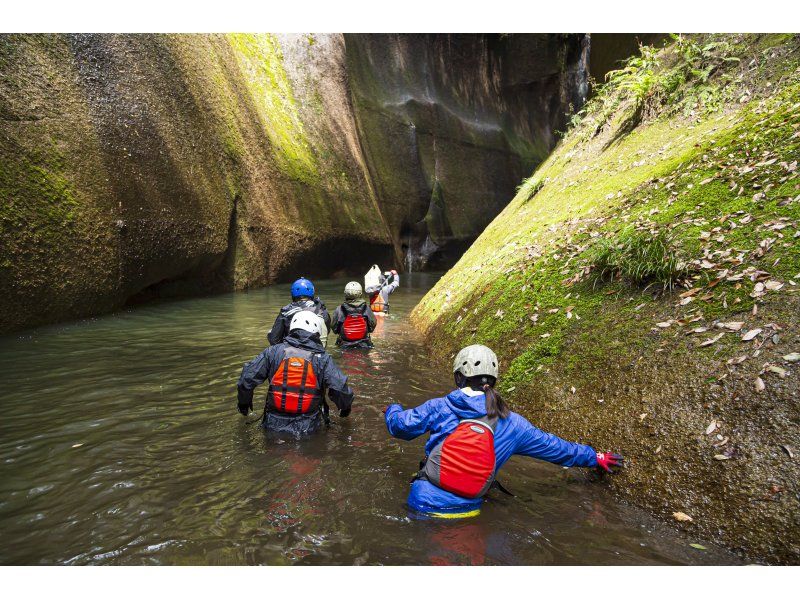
[586,229,689,292]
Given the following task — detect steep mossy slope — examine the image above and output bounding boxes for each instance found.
[414,34,800,563]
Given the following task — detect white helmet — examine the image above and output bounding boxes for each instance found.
[344,281,363,300]
[289,311,324,337]
[453,344,499,379]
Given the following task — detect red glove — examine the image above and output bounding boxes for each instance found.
[596,452,624,472]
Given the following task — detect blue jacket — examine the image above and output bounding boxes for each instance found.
[385,387,599,515]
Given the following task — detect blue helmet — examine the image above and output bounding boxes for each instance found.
[291,277,315,299]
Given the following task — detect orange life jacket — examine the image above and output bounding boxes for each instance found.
[267,347,321,415]
[370,292,387,313]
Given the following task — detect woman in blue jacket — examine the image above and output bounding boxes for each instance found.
[384,344,623,518]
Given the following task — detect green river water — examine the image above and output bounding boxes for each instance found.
[0,273,741,564]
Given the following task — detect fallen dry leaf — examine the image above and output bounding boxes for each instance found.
[720,321,745,331]
[766,365,787,378]
[783,352,800,363]
[699,333,725,347]
[705,421,718,435]
[755,377,766,392]
[741,328,763,341]
[751,282,766,298]
[673,512,693,522]
[781,445,795,459]
[656,321,672,328]
[687,327,709,335]
[714,454,731,461]
[764,280,784,291]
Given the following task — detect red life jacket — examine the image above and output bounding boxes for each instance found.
[267,347,321,415]
[342,313,368,341]
[420,417,497,499]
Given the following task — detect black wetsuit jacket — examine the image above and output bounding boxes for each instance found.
[331,300,377,348]
[237,329,354,417]
[267,297,331,346]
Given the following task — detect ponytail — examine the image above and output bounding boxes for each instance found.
[483,383,509,419]
[455,373,510,419]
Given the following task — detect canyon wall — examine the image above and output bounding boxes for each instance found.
[1,33,591,332]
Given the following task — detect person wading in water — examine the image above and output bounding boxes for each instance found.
[331,281,377,349]
[268,277,331,346]
[383,344,623,517]
[238,312,354,437]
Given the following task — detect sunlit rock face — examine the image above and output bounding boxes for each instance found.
[344,34,590,270]
[1,33,603,331]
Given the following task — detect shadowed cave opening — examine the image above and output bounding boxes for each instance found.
[275,236,398,283]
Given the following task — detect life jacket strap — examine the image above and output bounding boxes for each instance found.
[280,359,290,411]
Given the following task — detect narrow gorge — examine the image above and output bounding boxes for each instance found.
[1,33,625,333]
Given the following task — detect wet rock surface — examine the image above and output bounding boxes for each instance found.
[1,33,599,332]
[345,34,590,269]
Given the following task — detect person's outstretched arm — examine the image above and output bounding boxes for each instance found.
[267,312,285,346]
[318,354,354,416]
[384,400,437,440]
[386,272,399,293]
[236,347,275,415]
[512,415,599,467]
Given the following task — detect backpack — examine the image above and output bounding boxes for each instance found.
[420,416,497,499]
[342,313,368,341]
[267,347,321,415]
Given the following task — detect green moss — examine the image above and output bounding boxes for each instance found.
[414,33,800,389]
[0,143,79,249]
[227,33,319,184]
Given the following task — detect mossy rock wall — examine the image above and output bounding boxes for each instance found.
[413,34,800,563]
[1,33,599,333]
[0,33,390,333]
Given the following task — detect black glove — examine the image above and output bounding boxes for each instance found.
[238,401,253,416]
[339,407,351,418]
